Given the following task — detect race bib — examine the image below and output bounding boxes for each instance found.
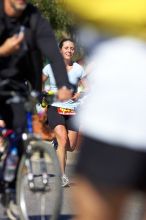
[57,107,76,115]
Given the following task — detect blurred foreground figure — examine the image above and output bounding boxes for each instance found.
[60,1,146,220]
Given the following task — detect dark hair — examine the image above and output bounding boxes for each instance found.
[59,38,75,49]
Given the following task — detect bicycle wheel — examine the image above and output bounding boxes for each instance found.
[16,140,62,220]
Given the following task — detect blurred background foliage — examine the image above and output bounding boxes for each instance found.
[28,0,84,62]
[28,0,75,40]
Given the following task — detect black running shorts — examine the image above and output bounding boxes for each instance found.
[47,106,78,131]
[75,135,146,190]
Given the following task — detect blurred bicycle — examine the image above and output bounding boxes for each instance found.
[0,79,62,220]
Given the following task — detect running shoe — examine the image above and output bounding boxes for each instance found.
[62,174,70,187]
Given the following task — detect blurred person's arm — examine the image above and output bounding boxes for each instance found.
[35,12,72,93]
[35,13,73,100]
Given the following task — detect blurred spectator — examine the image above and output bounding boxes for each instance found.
[61,1,146,219]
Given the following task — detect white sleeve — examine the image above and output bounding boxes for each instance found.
[42,64,53,77]
[77,66,85,79]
